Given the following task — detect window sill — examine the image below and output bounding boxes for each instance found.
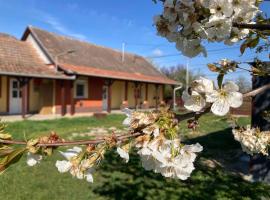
[74,97,88,100]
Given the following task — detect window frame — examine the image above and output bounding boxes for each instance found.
[74,79,88,99]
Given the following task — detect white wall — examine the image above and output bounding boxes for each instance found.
[25,33,52,64]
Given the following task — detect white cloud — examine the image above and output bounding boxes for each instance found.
[152,48,164,57]
[36,10,87,40]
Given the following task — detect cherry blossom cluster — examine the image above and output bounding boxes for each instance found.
[23,108,203,183]
[183,76,243,116]
[154,0,260,57]
[233,126,270,156]
[28,139,107,183]
[122,108,203,180]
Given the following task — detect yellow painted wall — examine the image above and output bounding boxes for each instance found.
[107,81,165,110]
[39,79,54,115]
[111,81,125,109]
[148,84,156,107]
[159,85,164,102]
[0,76,7,113]
[128,82,136,108]
[139,84,146,106]
[29,79,40,112]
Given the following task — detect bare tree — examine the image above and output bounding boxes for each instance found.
[235,75,252,93]
[160,64,203,99]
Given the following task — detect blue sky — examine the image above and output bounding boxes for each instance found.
[0,0,269,81]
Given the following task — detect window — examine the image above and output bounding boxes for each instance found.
[74,80,88,99]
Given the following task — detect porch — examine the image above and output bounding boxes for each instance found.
[0,75,166,119]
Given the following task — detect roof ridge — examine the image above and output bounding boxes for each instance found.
[28,25,144,59]
[0,33,18,40]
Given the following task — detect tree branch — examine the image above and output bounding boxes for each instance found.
[243,83,270,98]
[0,132,143,147]
[175,107,211,122]
[233,23,270,31]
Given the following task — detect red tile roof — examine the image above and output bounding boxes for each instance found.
[0,33,72,79]
[25,26,178,85]
[60,63,178,85]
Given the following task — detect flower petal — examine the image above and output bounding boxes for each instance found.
[206,90,219,103]
[26,152,42,167]
[183,143,203,153]
[85,173,94,183]
[122,117,131,126]
[55,160,72,173]
[59,146,82,160]
[194,77,214,93]
[184,92,206,112]
[211,98,230,116]
[117,147,129,163]
[223,81,239,92]
[228,92,243,108]
[153,128,160,138]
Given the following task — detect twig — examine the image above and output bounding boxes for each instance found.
[243,83,270,98]
[233,23,270,31]
[0,132,143,147]
[175,107,211,122]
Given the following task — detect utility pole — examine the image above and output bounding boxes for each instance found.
[186,59,189,91]
[122,42,125,63]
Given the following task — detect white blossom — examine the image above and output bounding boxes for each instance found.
[55,160,72,173]
[116,147,129,163]
[207,0,233,18]
[122,108,132,126]
[233,126,270,155]
[137,138,203,180]
[55,146,94,183]
[183,91,206,112]
[193,77,214,94]
[154,0,260,57]
[26,152,42,167]
[206,81,243,116]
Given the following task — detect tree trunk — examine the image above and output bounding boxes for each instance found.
[250,68,270,183]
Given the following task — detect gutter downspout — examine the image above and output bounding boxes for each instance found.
[173,84,183,111]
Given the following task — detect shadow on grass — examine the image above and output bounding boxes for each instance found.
[92,128,270,200]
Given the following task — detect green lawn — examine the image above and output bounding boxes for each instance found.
[0,114,269,200]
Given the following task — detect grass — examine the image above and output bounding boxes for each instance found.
[4,114,126,139]
[0,114,270,200]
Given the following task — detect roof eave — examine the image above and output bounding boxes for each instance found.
[0,71,75,80]
[72,71,178,85]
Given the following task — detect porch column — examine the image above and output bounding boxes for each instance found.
[121,81,129,109]
[143,83,149,109]
[145,83,148,101]
[107,80,113,113]
[125,81,128,101]
[20,78,30,119]
[161,84,165,105]
[155,84,159,110]
[134,82,139,110]
[61,81,66,116]
[70,80,75,115]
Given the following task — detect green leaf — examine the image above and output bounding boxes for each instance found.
[240,42,247,55]
[249,37,260,48]
[0,147,26,174]
[217,73,224,89]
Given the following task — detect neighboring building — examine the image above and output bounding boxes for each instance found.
[0,26,178,117]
